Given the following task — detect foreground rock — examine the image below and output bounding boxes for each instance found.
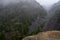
[22,31,60,40]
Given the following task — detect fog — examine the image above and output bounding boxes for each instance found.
[0,0,59,10]
[36,0,59,10]
[0,0,20,5]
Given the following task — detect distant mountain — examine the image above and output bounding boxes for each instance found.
[43,1,60,31]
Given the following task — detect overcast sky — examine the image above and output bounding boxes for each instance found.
[36,0,59,10]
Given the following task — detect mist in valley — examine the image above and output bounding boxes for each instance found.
[36,0,59,10]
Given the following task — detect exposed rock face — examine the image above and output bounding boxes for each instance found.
[43,1,60,31]
[22,31,60,40]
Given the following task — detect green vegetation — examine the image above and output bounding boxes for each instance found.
[0,0,47,40]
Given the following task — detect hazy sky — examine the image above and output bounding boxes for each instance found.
[36,0,59,10]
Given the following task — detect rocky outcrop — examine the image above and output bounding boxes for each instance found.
[22,31,60,40]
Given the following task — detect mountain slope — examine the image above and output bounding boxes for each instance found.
[0,0,47,40]
[43,1,60,31]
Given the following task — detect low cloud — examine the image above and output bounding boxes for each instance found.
[36,0,59,10]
